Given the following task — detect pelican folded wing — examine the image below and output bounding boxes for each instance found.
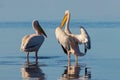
[23,35,45,52]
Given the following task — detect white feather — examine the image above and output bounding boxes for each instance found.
[21,34,44,52]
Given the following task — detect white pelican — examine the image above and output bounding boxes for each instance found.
[21,20,47,62]
[55,10,91,63]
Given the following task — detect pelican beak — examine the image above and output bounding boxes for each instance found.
[33,20,47,37]
[37,23,47,38]
[59,13,68,29]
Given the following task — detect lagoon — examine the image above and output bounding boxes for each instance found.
[0,21,120,80]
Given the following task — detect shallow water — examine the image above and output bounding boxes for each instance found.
[0,21,120,80]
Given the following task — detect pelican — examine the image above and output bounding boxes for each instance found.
[21,20,47,62]
[55,10,91,63]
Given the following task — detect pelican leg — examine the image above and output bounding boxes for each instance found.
[75,56,78,65]
[26,52,29,63]
[68,52,71,64]
[35,51,38,64]
[68,58,71,67]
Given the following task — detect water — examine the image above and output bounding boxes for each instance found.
[0,21,120,80]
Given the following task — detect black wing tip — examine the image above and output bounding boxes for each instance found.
[80,26,85,29]
[61,45,68,55]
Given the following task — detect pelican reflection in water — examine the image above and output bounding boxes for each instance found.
[21,62,46,80]
[61,63,80,80]
[20,20,47,63]
[60,62,91,80]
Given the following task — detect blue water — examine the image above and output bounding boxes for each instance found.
[0,21,120,80]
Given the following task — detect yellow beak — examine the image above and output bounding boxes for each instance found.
[59,13,68,29]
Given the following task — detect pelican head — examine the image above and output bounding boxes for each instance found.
[32,20,47,37]
[59,10,70,29]
[80,26,91,53]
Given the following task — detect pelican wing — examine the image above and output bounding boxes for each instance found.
[55,27,70,53]
[21,34,45,52]
[70,27,91,53]
[80,26,91,49]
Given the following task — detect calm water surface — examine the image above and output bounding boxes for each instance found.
[0,21,120,80]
